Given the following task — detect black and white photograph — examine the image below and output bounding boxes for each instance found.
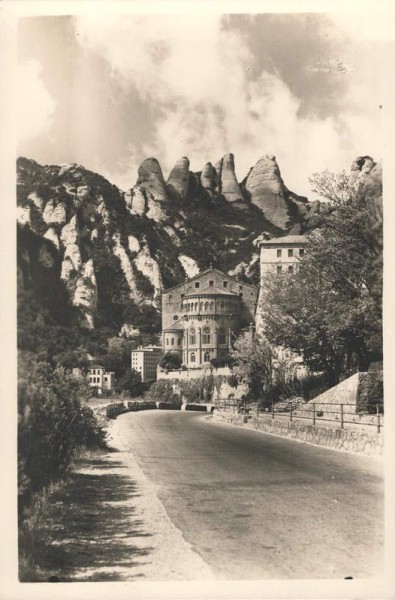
[1,1,394,598]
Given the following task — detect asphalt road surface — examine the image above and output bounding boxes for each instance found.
[114,410,384,580]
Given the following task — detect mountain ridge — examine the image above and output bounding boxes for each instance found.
[16,152,358,339]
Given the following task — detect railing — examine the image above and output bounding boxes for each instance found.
[214,400,384,433]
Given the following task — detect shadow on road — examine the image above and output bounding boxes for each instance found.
[19,452,154,582]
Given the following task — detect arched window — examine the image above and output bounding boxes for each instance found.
[189,327,196,345]
[202,326,210,344]
[210,301,214,311]
[203,350,210,362]
[195,302,198,311]
[205,301,209,311]
[190,353,196,363]
[218,328,226,345]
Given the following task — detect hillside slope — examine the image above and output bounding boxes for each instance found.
[16,152,333,338]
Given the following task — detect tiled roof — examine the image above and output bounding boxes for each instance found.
[259,235,309,245]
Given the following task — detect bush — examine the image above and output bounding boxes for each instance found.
[178,375,215,403]
[159,352,182,371]
[210,356,235,368]
[18,359,106,508]
[149,380,181,403]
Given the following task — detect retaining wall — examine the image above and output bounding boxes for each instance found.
[157,366,232,381]
[213,411,383,456]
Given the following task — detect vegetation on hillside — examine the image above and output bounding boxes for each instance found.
[260,170,382,386]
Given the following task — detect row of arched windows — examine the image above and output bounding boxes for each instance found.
[190,351,211,363]
[188,326,227,345]
[181,300,238,312]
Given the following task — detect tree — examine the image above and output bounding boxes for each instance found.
[261,168,382,384]
[115,368,143,396]
[53,348,90,370]
[231,332,273,404]
[159,352,182,371]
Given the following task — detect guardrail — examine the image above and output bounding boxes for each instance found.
[214,400,384,433]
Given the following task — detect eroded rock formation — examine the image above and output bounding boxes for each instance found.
[166,157,190,200]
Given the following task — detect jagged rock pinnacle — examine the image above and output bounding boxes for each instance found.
[200,162,215,191]
[136,157,167,202]
[245,154,289,229]
[166,156,190,200]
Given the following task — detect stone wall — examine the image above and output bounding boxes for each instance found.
[157,366,232,381]
[213,412,383,456]
[298,371,383,415]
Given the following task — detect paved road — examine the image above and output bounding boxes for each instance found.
[113,410,384,580]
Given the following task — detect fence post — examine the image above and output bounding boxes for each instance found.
[290,404,293,422]
[313,403,316,426]
[377,405,381,434]
[272,402,275,420]
[340,404,344,429]
[243,400,246,415]
[257,404,260,418]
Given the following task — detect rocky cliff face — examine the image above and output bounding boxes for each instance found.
[17,152,371,336]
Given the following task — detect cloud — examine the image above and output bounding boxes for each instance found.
[73,14,383,197]
[17,59,56,144]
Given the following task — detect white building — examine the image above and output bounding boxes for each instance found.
[131,346,163,382]
[87,365,115,395]
[259,234,309,278]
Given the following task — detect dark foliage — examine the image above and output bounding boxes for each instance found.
[18,358,106,508]
[159,352,182,370]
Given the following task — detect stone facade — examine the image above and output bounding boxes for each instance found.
[161,267,258,368]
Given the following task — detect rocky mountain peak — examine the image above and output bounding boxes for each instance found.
[166,156,190,200]
[18,152,377,337]
[214,153,246,208]
[244,154,290,229]
[200,162,216,192]
[136,157,167,202]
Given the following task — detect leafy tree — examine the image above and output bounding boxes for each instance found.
[53,348,90,370]
[261,169,382,384]
[231,332,273,404]
[159,352,182,371]
[115,368,143,396]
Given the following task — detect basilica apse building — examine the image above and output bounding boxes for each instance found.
[161,267,258,368]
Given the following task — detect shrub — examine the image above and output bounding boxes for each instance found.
[159,352,182,371]
[178,375,215,403]
[18,359,106,508]
[149,380,181,403]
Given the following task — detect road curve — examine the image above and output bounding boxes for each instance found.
[112,410,384,580]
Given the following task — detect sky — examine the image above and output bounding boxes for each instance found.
[17,10,391,198]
